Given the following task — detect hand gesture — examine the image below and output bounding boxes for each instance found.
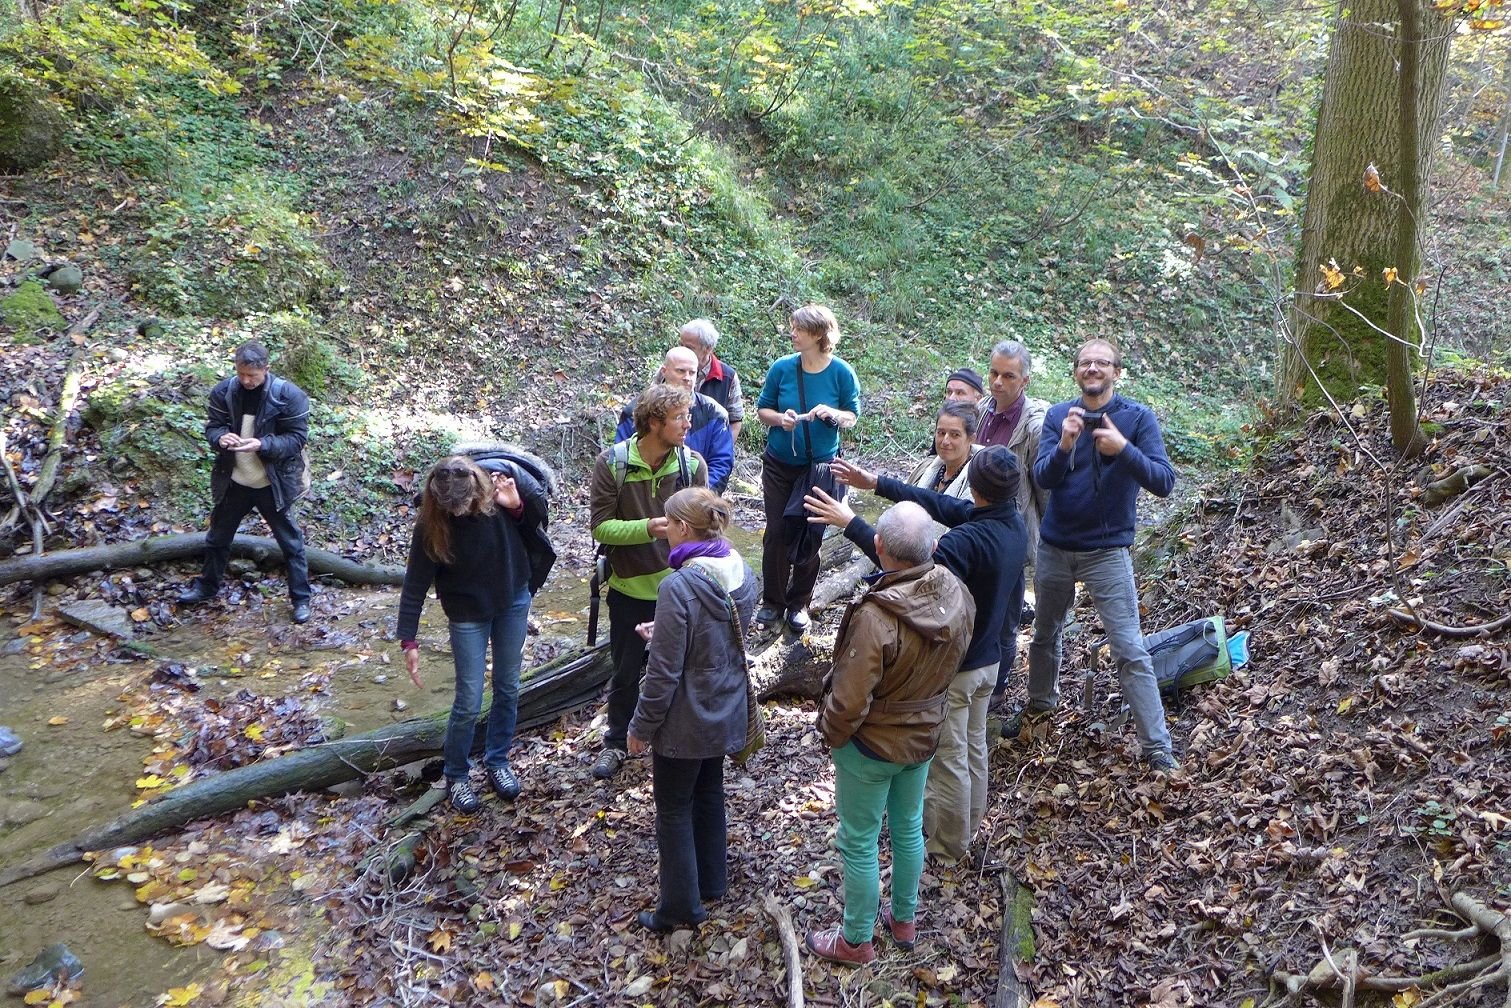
[1092,412,1128,456]
[805,486,856,529]
[218,433,244,450]
[1058,408,1086,452]
[635,621,655,642]
[779,409,799,432]
[647,516,670,539]
[627,733,648,756]
[405,648,422,688]
[231,437,262,453]
[492,473,521,510]
[830,458,877,491]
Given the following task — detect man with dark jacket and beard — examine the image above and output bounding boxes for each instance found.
[802,501,974,967]
[177,341,313,624]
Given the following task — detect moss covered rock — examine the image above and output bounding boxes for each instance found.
[1,280,65,337]
[0,77,67,172]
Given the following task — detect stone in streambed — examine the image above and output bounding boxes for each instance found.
[7,943,83,994]
[58,599,135,640]
[23,883,60,905]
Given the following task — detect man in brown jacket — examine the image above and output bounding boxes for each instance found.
[805,502,975,966]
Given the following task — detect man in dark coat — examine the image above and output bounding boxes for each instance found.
[177,340,313,623]
[807,446,1027,862]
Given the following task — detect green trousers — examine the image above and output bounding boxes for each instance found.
[832,740,931,945]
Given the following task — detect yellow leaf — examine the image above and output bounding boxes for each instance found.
[508,921,522,939]
[474,972,495,992]
[23,991,51,1006]
[1393,989,1423,1007]
[427,928,453,953]
[244,724,264,742]
[1319,260,1345,291]
[243,243,262,257]
[136,775,168,790]
[47,716,69,726]
[157,983,204,1007]
[556,921,574,937]
[1338,696,1355,714]
[793,876,816,889]
[1382,266,1399,285]
[130,607,151,622]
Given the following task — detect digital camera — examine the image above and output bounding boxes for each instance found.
[1080,410,1105,430]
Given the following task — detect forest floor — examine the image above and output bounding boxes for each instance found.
[1,370,1507,1007]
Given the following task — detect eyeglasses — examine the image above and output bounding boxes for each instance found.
[1075,358,1117,370]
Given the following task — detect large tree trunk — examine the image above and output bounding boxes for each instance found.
[1280,0,1452,414]
[0,532,405,587]
[0,644,613,887]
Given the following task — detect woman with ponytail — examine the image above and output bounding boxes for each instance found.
[397,455,554,812]
[627,487,756,931]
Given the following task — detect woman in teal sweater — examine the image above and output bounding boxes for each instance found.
[754,304,860,633]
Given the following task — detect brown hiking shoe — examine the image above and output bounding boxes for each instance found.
[878,907,916,950]
[805,926,876,966]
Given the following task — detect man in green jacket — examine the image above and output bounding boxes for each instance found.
[589,383,707,780]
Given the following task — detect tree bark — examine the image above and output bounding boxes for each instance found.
[0,644,612,887]
[1281,0,1453,406]
[996,872,1036,1008]
[0,532,406,587]
[1387,0,1428,456]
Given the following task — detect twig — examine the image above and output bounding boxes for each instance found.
[762,892,804,1008]
[1387,609,1511,637]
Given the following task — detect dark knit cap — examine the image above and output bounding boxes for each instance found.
[945,367,984,394]
[968,444,1020,504]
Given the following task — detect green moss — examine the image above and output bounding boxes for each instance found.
[1298,277,1412,405]
[0,279,65,337]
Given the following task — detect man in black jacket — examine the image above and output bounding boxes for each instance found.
[805,446,1027,863]
[177,341,313,623]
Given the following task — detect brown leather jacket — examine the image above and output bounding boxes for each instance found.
[817,561,975,764]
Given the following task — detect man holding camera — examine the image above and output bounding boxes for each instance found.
[1007,338,1180,772]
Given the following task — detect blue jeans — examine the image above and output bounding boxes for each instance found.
[1027,543,1172,757]
[651,753,726,924]
[443,589,531,782]
[832,741,930,945]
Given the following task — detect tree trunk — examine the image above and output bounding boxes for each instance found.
[0,644,613,887]
[0,532,405,588]
[1387,0,1428,456]
[1280,0,1453,407]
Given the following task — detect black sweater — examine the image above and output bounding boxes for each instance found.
[843,476,1027,671]
[397,509,536,641]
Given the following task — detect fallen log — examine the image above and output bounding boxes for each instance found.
[0,532,405,588]
[0,643,612,888]
[996,872,1036,1008]
[748,543,873,702]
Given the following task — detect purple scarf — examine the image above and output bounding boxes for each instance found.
[669,537,733,569]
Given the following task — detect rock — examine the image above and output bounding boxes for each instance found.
[42,263,83,295]
[4,238,37,262]
[227,559,257,576]
[0,78,67,172]
[391,698,408,712]
[0,798,49,827]
[58,599,135,640]
[23,883,60,905]
[0,279,64,335]
[6,943,83,994]
[2,637,24,655]
[0,757,11,774]
[0,725,22,758]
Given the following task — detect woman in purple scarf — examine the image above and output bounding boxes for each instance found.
[627,488,757,931]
